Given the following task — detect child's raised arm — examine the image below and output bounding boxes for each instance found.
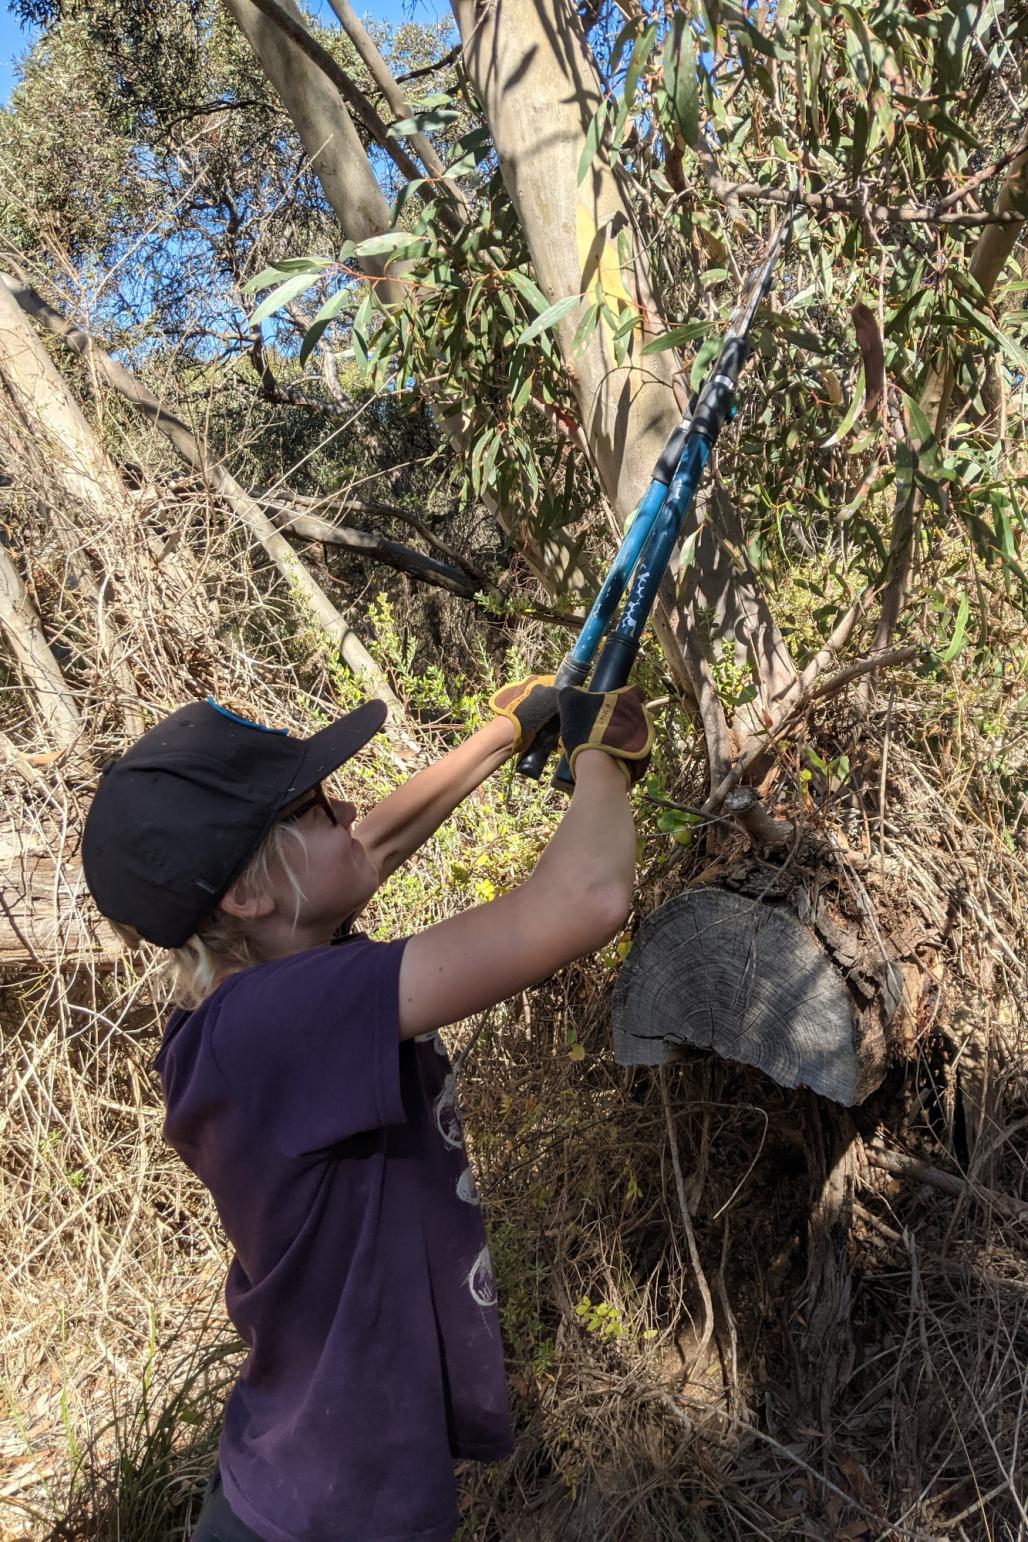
[396,687,652,1039]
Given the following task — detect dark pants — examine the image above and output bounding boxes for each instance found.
[191,1466,266,1542]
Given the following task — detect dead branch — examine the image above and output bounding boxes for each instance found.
[262,487,488,579]
[266,503,479,595]
[0,543,87,763]
[0,284,146,738]
[867,1147,1028,1222]
[0,273,404,713]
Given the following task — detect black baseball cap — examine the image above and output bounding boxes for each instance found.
[82,697,387,947]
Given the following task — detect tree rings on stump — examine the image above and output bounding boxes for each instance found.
[612,887,881,1105]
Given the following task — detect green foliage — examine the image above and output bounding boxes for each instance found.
[365,593,454,717]
[574,1294,625,1340]
[228,0,1027,696]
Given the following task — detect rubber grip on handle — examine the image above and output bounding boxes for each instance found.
[515,652,592,780]
[550,633,641,790]
[514,716,561,781]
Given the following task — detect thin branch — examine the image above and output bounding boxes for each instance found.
[266,504,479,595]
[325,0,465,205]
[163,97,282,129]
[726,182,1025,227]
[661,1072,716,1372]
[809,645,919,700]
[932,134,1028,212]
[0,541,86,761]
[795,585,878,696]
[392,45,462,89]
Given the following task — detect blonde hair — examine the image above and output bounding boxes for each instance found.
[112,819,312,1010]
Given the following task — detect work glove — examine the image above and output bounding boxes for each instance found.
[557,684,654,787]
[489,674,558,754]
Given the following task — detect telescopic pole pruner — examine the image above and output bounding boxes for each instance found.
[517,200,797,788]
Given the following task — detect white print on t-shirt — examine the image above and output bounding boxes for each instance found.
[456,1167,480,1205]
[433,1072,464,1149]
[467,1246,497,1308]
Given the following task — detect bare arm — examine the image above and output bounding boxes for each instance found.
[355,716,516,883]
[397,751,636,1038]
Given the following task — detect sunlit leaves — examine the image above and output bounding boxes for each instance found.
[662,15,700,148]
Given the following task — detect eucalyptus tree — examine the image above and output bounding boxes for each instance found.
[223,0,1027,801]
[5,0,1027,797]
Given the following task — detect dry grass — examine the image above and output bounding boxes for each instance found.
[2,359,1027,1542]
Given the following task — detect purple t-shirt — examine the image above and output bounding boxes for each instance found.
[153,936,512,1542]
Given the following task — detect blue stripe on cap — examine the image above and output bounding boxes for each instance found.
[206,697,289,735]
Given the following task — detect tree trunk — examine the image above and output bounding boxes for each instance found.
[452,0,798,760]
[452,0,681,515]
[223,0,600,607]
[0,282,147,743]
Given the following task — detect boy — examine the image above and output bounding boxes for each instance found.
[81,678,652,1542]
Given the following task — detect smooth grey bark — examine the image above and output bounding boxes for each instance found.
[224,0,411,312]
[223,0,599,605]
[451,0,681,515]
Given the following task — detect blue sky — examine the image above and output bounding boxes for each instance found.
[0,8,34,100]
[0,0,453,104]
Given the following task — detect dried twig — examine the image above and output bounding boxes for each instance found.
[867,1147,1028,1221]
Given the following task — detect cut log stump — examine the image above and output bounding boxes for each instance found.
[612,887,885,1105]
[0,839,118,967]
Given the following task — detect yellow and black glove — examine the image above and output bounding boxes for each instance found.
[489,674,558,755]
[557,684,654,787]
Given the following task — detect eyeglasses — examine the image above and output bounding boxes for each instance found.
[281,782,338,826]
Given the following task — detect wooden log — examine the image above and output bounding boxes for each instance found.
[612,886,885,1105]
[0,836,118,967]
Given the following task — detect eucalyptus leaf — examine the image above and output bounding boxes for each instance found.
[820,366,865,447]
[350,231,430,259]
[578,97,613,184]
[249,271,323,325]
[298,288,350,364]
[624,21,658,109]
[938,593,969,663]
[642,321,712,355]
[662,15,700,146]
[243,258,329,295]
[386,104,461,138]
[516,294,582,345]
